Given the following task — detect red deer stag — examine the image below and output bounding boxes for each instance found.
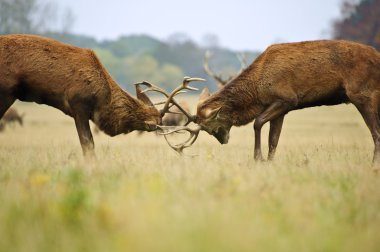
[164,40,380,165]
[0,34,165,157]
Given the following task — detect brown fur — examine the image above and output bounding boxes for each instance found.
[0,34,161,157]
[197,40,380,164]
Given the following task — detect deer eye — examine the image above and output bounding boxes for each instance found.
[194,115,200,123]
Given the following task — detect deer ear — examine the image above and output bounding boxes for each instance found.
[199,87,210,103]
[204,106,222,119]
[135,84,154,107]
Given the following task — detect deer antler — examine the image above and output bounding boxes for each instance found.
[135,77,205,154]
[157,125,202,154]
[203,51,227,88]
[135,76,205,125]
[203,51,247,88]
[236,53,248,73]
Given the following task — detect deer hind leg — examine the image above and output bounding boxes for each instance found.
[72,109,95,159]
[352,96,380,166]
[253,101,292,161]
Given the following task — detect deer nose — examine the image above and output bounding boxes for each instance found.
[144,121,157,131]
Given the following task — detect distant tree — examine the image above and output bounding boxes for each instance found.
[0,0,52,34]
[153,40,205,77]
[333,0,380,50]
[93,48,125,83]
[44,32,98,48]
[101,35,162,58]
[0,0,75,35]
[167,32,192,46]
[154,63,185,90]
[61,8,76,34]
[201,33,220,49]
[123,54,184,91]
[124,54,159,82]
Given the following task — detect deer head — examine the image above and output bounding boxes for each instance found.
[154,83,233,153]
[195,87,232,144]
[134,84,161,131]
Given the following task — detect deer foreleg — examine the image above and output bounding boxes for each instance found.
[253,123,264,161]
[73,112,95,158]
[253,101,291,161]
[353,100,380,169]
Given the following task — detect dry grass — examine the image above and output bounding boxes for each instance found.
[0,99,380,252]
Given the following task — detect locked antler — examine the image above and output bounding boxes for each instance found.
[157,125,202,153]
[135,77,206,154]
[135,76,205,125]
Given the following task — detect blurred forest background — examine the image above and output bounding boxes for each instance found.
[0,0,379,92]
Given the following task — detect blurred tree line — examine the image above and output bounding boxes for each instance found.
[0,0,258,93]
[43,32,258,92]
[7,0,379,93]
[333,0,380,50]
[0,0,75,34]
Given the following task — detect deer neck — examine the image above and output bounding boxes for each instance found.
[218,79,264,126]
[93,87,144,136]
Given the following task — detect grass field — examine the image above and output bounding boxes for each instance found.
[1,99,380,252]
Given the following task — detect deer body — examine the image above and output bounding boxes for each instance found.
[0,34,161,156]
[197,40,380,163]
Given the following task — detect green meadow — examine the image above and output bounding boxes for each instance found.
[1,100,379,252]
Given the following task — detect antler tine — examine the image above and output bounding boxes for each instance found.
[160,76,205,121]
[203,51,227,88]
[167,111,184,115]
[135,81,190,118]
[135,81,169,97]
[154,101,166,106]
[135,78,204,123]
[158,125,201,154]
[182,76,204,91]
[236,53,248,75]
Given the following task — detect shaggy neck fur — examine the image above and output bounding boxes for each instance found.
[202,74,265,127]
[88,57,159,136]
[93,86,155,136]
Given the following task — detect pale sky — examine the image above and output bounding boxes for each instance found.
[58,0,342,51]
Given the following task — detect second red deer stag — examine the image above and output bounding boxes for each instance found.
[0,34,163,157]
[203,51,247,89]
[167,40,380,165]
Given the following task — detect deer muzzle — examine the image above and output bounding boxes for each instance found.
[144,121,158,131]
[213,127,230,144]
